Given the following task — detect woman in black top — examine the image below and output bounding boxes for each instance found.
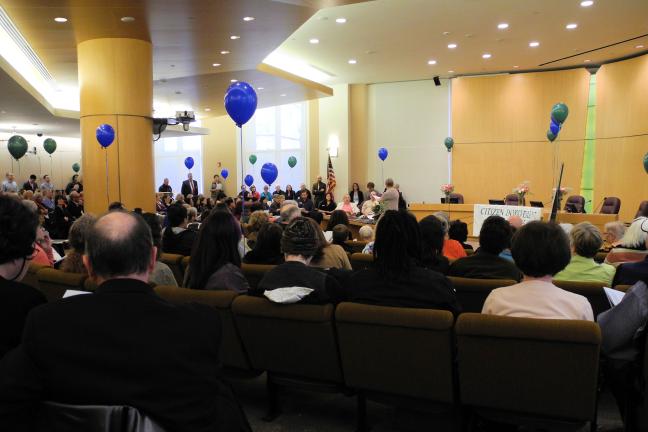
[349,183,364,206]
[51,194,72,240]
[284,184,296,201]
[243,223,284,265]
[318,192,336,212]
[347,210,460,313]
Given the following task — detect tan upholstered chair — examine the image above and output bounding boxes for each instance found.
[349,253,373,271]
[159,253,184,286]
[232,295,344,420]
[552,280,610,319]
[344,240,368,254]
[37,268,88,302]
[153,285,254,372]
[456,313,601,431]
[240,263,275,290]
[594,252,608,264]
[335,302,456,431]
[448,277,516,313]
[180,256,191,274]
[23,263,49,290]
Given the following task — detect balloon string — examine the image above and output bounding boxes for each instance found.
[240,127,246,221]
[105,148,110,207]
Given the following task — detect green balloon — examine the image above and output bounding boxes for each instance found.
[7,135,28,160]
[43,138,57,155]
[547,130,557,142]
[249,154,257,165]
[551,102,569,124]
[643,152,648,174]
[72,163,81,173]
[444,137,454,152]
[288,156,297,168]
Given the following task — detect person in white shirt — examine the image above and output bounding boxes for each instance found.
[482,221,594,321]
[1,173,17,193]
[39,174,54,192]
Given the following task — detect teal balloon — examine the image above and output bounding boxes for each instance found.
[288,156,297,168]
[72,163,80,173]
[249,154,257,165]
[551,102,569,124]
[444,137,454,152]
[43,138,57,155]
[547,130,557,142]
[644,152,648,174]
[7,135,28,160]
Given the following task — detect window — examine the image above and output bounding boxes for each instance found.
[242,101,307,190]
[154,135,203,196]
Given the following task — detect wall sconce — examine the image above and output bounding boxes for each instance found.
[327,134,339,158]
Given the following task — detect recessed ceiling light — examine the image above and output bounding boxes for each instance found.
[427,60,437,65]
[566,23,578,29]
[529,41,540,47]
[212,63,221,67]
[497,23,509,29]
[204,108,211,112]
[120,16,135,23]
[348,59,357,64]
[280,94,287,97]
[230,79,238,83]
[221,50,230,55]
[513,65,519,68]
[243,16,255,22]
[580,0,594,7]
[336,18,347,24]
[448,70,455,73]
[447,43,457,49]
[309,38,320,44]
[230,35,240,40]
[257,87,264,90]
[636,45,645,49]
[482,53,492,59]
[584,59,591,63]
[54,17,67,23]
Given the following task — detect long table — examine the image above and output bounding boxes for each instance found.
[409,203,618,237]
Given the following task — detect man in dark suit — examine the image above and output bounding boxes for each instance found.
[22,174,38,193]
[158,177,172,194]
[312,176,326,207]
[181,173,198,198]
[67,191,84,221]
[0,211,249,431]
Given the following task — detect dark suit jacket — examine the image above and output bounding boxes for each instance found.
[181,179,198,197]
[613,257,648,287]
[22,181,37,193]
[0,279,249,432]
[0,278,45,359]
[448,250,523,282]
[67,200,84,220]
[349,190,364,205]
[158,184,172,193]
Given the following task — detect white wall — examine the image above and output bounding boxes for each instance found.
[0,132,81,190]
[318,84,349,200]
[368,79,450,203]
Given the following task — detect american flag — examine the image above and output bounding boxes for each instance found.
[326,155,336,198]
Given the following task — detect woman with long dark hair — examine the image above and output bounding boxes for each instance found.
[325,209,350,232]
[419,215,451,274]
[318,192,336,212]
[243,223,284,265]
[185,212,249,292]
[349,182,364,206]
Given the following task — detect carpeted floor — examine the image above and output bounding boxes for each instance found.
[231,374,624,432]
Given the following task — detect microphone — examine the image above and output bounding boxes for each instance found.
[593,197,606,214]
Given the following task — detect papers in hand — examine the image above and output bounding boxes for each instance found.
[264,287,314,304]
[63,290,92,298]
[604,287,625,307]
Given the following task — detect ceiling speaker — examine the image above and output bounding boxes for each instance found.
[433,76,441,86]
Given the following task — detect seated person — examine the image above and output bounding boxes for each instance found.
[605,217,648,267]
[359,225,375,255]
[449,216,523,281]
[162,204,197,256]
[252,217,345,304]
[317,192,336,212]
[243,223,284,265]
[347,210,460,312]
[268,194,285,216]
[434,212,467,260]
[332,224,353,253]
[335,194,360,216]
[601,221,626,252]
[554,222,616,285]
[142,213,178,287]
[361,192,379,217]
[277,203,301,226]
[612,233,648,287]
[448,220,473,250]
[0,196,47,358]
[418,216,451,275]
[310,222,352,270]
[244,210,269,249]
[60,214,97,274]
[185,211,249,293]
[0,211,249,430]
[325,209,350,232]
[482,221,594,320]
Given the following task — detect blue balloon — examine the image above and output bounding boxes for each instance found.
[221,169,229,179]
[184,157,194,170]
[244,174,254,187]
[224,81,258,127]
[550,120,561,135]
[260,162,278,185]
[96,124,115,148]
[378,147,389,161]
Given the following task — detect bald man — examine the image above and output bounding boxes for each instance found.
[0,211,250,431]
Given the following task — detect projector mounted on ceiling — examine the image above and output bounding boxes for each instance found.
[152,110,196,141]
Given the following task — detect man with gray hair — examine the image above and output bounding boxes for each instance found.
[380,178,400,211]
[279,203,301,225]
[0,211,250,431]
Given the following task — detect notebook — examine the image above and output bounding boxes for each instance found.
[603,287,625,307]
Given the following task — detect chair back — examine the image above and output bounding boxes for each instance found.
[564,195,585,213]
[335,302,455,403]
[181,256,191,274]
[37,401,167,432]
[636,200,648,218]
[349,253,374,271]
[504,194,520,206]
[600,196,621,214]
[344,240,368,254]
[448,277,517,313]
[552,280,610,318]
[159,253,184,286]
[449,193,464,204]
[23,263,49,290]
[37,268,88,302]
[240,263,275,290]
[232,295,343,383]
[456,313,601,423]
[593,251,608,264]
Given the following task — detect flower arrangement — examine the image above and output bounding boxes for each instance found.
[440,184,455,195]
[552,186,572,197]
[513,181,531,204]
[372,201,387,217]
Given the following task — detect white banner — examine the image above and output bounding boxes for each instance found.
[473,204,543,235]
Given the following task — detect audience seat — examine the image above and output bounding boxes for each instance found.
[344,240,369,254]
[159,253,184,286]
[449,193,464,204]
[448,277,516,313]
[552,280,611,319]
[600,197,621,215]
[240,263,275,290]
[154,285,254,372]
[613,284,632,293]
[36,268,88,302]
[594,251,608,264]
[504,194,521,206]
[564,195,586,213]
[350,253,374,272]
[335,303,456,431]
[83,277,97,292]
[37,401,167,432]
[232,296,344,419]
[180,256,191,275]
[23,263,49,290]
[456,313,601,431]
[636,200,648,218]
